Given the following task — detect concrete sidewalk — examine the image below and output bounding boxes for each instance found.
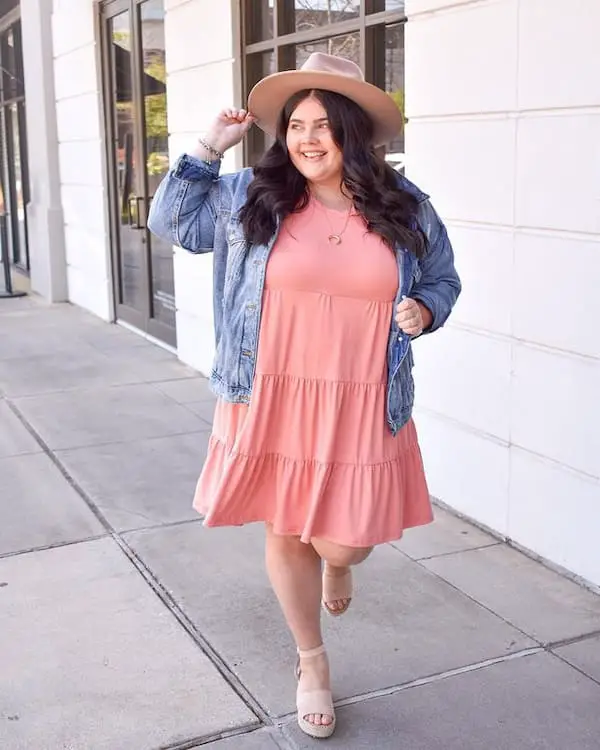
[1,296,599,750]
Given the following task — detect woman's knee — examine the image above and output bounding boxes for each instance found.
[266,524,312,558]
[311,538,373,567]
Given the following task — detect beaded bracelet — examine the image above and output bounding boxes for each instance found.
[197,136,224,161]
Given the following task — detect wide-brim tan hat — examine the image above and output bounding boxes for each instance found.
[247,52,403,147]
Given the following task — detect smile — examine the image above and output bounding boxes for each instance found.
[301,151,326,160]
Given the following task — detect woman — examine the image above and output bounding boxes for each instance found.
[148,53,460,739]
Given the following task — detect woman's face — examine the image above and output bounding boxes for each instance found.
[286,95,343,187]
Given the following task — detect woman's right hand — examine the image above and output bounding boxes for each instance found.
[205,109,256,154]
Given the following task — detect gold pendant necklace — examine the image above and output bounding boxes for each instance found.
[320,202,353,245]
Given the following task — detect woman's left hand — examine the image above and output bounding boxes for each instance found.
[395,298,429,336]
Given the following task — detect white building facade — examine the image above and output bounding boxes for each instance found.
[5,0,599,586]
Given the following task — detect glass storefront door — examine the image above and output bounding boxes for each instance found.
[101,0,175,346]
[0,17,30,279]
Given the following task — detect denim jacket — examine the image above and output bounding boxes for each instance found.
[148,154,461,435]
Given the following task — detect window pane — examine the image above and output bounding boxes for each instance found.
[140,0,175,329]
[293,31,361,69]
[9,103,27,268]
[110,10,145,314]
[0,109,15,263]
[246,50,276,90]
[245,0,274,43]
[366,0,405,13]
[280,0,361,36]
[1,26,23,101]
[384,23,404,162]
[246,51,276,165]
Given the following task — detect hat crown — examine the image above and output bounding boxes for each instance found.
[300,52,365,84]
[247,52,402,146]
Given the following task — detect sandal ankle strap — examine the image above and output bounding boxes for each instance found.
[297,644,326,659]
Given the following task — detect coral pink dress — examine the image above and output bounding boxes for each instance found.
[194,199,432,547]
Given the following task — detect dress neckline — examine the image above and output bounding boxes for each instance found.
[310,195,359,217]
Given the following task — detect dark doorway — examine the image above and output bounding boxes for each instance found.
[101,0,175,347]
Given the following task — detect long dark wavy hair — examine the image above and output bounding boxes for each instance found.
[239,88,427,258]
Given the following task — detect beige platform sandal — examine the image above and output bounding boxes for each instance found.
[322,565,353,617]
[295,645,336,739]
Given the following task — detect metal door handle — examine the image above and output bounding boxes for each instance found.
[128,195,146,230]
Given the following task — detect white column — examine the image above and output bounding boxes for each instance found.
[166,0,242,372]
[51,0,112,320]
[20,0,67,301]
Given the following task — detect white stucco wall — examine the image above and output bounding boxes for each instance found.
[165,0,242,372]
[405,0,600,586]
[52,0,112,320]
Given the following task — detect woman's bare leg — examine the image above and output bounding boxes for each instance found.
[265,524,333,727]
[311,539,373,612]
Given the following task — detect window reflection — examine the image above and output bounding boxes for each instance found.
[246,0,274,43]
[247,51,277,164]
[294,32,361,69]
[1,27,24,101]
[281,0,361,35]
[111,10,144,313]
[10,104,27,263]
[366,0,405,13]
[141,0,175,327]
[0,20,29,270]
[111,12,134,224]
[384,23,405,161]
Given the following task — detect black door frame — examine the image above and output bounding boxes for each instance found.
[99,0,176,347]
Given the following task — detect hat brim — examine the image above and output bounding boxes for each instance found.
[247,70,403,147]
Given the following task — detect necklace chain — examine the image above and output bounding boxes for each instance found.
[314,199,353,245]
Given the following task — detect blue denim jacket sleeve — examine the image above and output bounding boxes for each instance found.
[411,199,461,333]
[147,155,224,253]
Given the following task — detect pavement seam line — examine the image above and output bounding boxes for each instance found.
[6,375,203,401]
[3,427,212,453]
[5,397,272,730]
[333,646,544,709]
[0,533,109,560]
[547,628,600,688]
[431,497,600,597]
[274,646,544,723]
[387,541,544,646]
[121,516,204,536]
[389,542,600,650]
[279,724,303,750]
[151,722,266,750]
[551,652,600,688]
[398,540,503,562]
[50,427,212,455]
[118,539,272,726]
[271,729,297,750]
[147,377,216,422]
[6,399,117,534]
[549,628,600,649]
[0,448,45,461]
